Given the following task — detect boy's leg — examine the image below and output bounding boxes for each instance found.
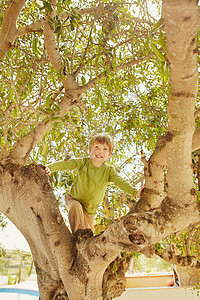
[65,195,85,233]
[65,195,95,233]
[83,212,95,233]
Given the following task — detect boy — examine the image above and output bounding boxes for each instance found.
[45,133,143,234]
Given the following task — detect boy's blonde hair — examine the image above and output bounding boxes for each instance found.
[89,133,114,154]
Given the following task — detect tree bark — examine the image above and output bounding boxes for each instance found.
[175,265,200,287]
[0,163,199,299]
[135,0,200,288]
[0,0,27,60]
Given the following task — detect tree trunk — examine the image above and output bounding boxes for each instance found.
[0,161,199,299]
[135,0,200,289]
[175,265,200,287]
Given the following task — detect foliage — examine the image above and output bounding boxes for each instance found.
[127,253,172,274]
[0,244,6,263]
[0,213,7,230]
[0,249,35,284]
[0,0,169,225]
[0,0,167,158]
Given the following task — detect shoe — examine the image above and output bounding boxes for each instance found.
[74,228,94,241]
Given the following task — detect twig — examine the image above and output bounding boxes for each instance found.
[74,3,102,77]
[71,27,79,73]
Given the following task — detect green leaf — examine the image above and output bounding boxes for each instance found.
[149,31,166,52]
[46,107,54,114]
[32,37,38,54]
[50,116,60,121]
[57,132,65,142]
[47,20,54,30]
[0,15,3,25]
[153,18,164,29]
[66,58,70,72]
[55,25,62,34]
[42,141,48,156]
[97,90,105,108]
[81,76,86,85]
[70,19,75,31]
[106,64,110,75]
[53,104,61,111]
[46,95,51,108]
[44,1,53,13]
[113,262,117,276]
[111,79,121,91]
[37,108,48,115]
[7,49,12,59]
[150,43,166,62]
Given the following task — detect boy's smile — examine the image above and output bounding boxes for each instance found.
[90,142,112,167]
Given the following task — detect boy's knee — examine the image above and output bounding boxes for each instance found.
[69,200,83,213]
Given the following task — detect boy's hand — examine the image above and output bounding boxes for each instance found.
[44,165,51,176]
[136,186,145,198]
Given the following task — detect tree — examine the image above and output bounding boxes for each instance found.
[0,0,200,299]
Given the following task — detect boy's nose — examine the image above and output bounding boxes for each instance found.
[97,149,103,155]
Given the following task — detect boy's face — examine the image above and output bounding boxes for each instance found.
[89,142,112,167]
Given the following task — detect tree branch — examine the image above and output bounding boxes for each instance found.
[17,7,98,37]
[3,93,74,164]
[164,0,199,208]
[156,249,200,269]
[71,200,200,287]
[0,0,27,60]
[74,3,103,77]
[43,0,79,92]
[78,53,155,94]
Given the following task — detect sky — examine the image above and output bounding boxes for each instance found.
[0,218,31,252]
[0,203,68,252]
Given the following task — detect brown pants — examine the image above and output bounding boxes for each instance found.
[65,194,95,233]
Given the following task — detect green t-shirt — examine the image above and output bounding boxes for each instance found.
[48,158,136,215]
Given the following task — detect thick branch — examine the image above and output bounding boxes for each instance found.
[164,0,199,206]
[43,1,79,93]
[17,8,98,37]
[71,200,200,288]
[0,0,27,60]
[136,0,200,212]
[4,94,74,165]
[156,249,200,269]
[0,164,83,299]
[44,0,63,72]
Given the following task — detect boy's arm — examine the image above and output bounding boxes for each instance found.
[136,186,145,198]
[46,158,84,173]
[109,167,137,198]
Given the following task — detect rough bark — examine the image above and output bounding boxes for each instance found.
[136,0,199,212]
[135,0,200,288]
[157,249,200,286]
[175,265,200,287]
[0,163,199,299]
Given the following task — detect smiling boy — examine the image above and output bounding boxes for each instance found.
[45,133,142,234]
